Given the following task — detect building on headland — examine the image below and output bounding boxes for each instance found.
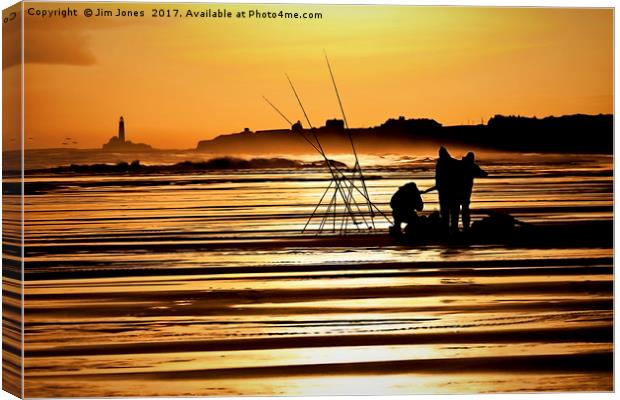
[118,116,125,142]
[324,119,345,131]
[196,118,353,153]
[102,116,153,151]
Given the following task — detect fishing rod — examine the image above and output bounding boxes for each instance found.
[324,51,375,226]
[263,95,328,159]
[286,74,313,130]
[262,96,293,125]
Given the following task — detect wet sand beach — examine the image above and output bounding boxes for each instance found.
[13,152,612,396]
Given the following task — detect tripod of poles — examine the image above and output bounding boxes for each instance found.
[263,53,392,234]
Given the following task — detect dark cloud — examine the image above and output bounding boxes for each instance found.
[2,5,134,69]
[3,29,97,69]
[3,4,160,68]
[24,30,96,66]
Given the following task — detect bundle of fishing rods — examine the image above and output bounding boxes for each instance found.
[263,52,392,235]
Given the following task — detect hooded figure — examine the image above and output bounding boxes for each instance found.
[458,152,488,232]
[435,146,461,232]
[390,182,423,235]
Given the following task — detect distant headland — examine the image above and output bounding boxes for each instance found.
[102,116,153,151]
[196,114,613,155]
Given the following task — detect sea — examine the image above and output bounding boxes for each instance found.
[4,149,613,396]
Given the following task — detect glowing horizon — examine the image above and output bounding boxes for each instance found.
[6,3,613,149]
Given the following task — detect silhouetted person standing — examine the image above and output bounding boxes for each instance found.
[458,152,488,232]
[435,146,460,233]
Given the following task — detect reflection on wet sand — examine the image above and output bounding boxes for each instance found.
[19,153,612,396]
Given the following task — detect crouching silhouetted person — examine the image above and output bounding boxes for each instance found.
[389,182,423,236]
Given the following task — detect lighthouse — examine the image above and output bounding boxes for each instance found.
[118,116,125,142]
[103,116,152,151]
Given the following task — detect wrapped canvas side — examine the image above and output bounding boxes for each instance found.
[2,2,23,398]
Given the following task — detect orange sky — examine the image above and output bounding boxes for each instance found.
[6,3,614,149]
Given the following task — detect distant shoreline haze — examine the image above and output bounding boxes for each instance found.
[17,113,612,155]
